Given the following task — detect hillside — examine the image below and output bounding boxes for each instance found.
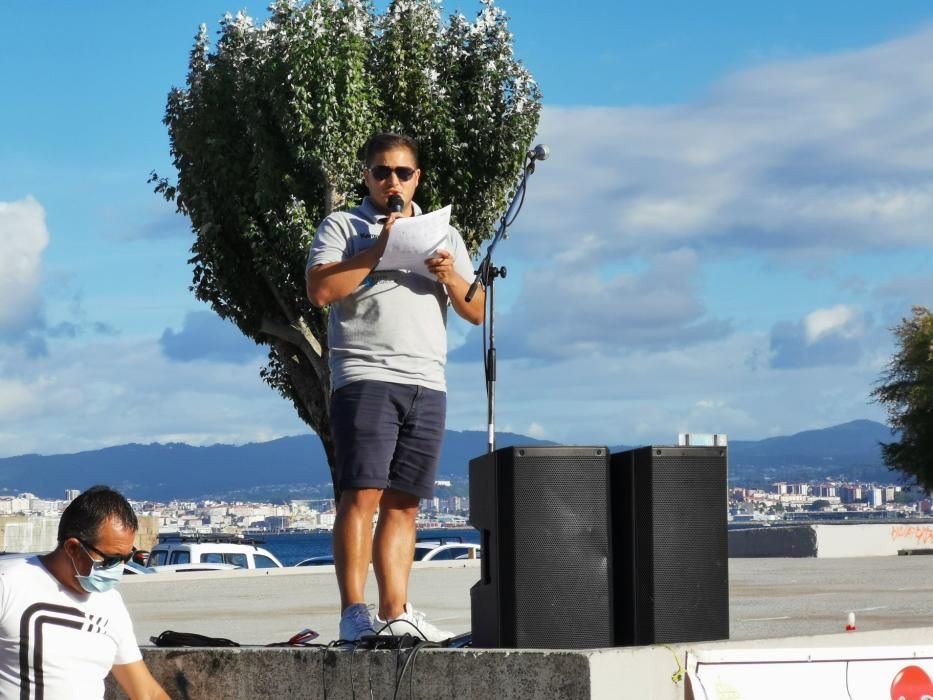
[0,420,900,500]
[726,419,898,487]
[0,430,552,501]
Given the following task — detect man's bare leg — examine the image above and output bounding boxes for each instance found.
[333,488,383,611]
[372,489,420,620]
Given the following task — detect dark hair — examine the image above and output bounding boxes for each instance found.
[358,133,419,168]
[58,485,138,545]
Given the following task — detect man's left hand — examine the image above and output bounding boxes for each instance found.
[425,249,456,285]
[428,247,485,325]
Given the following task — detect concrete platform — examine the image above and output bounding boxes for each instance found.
[103,555,933,699]
[105,630,933,699]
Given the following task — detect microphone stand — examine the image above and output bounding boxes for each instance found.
[466,152,541,454]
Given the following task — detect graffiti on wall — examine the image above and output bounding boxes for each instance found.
[890,525,933,547]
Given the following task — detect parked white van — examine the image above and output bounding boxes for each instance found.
[146,534,283,570]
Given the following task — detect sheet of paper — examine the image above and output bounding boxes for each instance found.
[374,205,451,279]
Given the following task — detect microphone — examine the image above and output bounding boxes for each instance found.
[388,194,404,213]
[527,144,550,161]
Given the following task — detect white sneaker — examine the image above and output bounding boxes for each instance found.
[339,603,375,642]
[375,603,453,642]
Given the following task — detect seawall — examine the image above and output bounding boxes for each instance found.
[729,521,933,557]
[0,514,161,552]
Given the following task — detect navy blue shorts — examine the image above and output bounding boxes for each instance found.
[330,380,447,500]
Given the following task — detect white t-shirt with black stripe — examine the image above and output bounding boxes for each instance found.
[0,556,141,699]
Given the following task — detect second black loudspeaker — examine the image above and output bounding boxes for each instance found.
[469,445,614,648]
[611,445,729,646]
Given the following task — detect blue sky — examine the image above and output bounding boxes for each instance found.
[2,1,933,457]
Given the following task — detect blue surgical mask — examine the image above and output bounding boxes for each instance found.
[70,551,124,593]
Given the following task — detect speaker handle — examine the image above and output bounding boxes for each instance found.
[480,529,491,584]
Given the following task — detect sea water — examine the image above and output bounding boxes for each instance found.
[239,523,766,565]
[259,528,480,566]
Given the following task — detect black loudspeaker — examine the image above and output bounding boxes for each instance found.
[611,445,729,646]
[469,445,614,649]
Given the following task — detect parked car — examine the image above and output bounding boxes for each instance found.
[146,534,283,570]
[294,555,334,567]
[413,536,481,562]
[146,563,241,574]
[293,536,480,567]
[123,561,154,575]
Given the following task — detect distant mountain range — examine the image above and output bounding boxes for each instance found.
[0,419,900,501]
[725,419,900,487]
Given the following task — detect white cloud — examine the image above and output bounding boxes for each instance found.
[513,25,933,265]
[526,422,547,439]
[160,311,263,363]
[770,305,871,369]
[455,248,731,361]
[0,197,48,337]
[804,305,862,344]
[0,335,307,458]
[874,274,933,325]
[443,24,933,442]
[0,378,44,422]
[447,329,889,447]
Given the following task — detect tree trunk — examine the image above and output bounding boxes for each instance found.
[269,339,338,499]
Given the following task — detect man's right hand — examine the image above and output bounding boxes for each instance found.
[307,215,402,307]
[374,211,402,258]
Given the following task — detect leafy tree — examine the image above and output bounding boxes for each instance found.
[872,306,933,489]
[808,499,831,511]
[151,0,541,491]
[894,490,920,505]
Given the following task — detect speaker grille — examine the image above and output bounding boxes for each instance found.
[508,448,612,647]
[628,446,729,644]
[469,446,613,649]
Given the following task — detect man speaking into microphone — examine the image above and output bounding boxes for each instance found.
[306,133,484,642]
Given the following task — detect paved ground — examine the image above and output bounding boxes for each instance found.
[119,555,933,647]
[729,555,933,640]
[120,561,475,646]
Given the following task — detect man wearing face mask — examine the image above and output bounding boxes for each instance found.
[0,485,168,699]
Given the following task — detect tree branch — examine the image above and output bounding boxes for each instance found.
[260,317,328,384]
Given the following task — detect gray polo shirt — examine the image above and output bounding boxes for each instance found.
[307,197,475,392]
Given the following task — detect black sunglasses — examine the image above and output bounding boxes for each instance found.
[367,165,417,182]
[79,539,136,570]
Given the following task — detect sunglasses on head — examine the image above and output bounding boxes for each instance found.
[367,165,417,182]
[79,539,136,570]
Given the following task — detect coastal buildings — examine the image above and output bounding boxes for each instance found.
[730,479,929,520]
[0,489,162,552]
[0,474,929,553]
